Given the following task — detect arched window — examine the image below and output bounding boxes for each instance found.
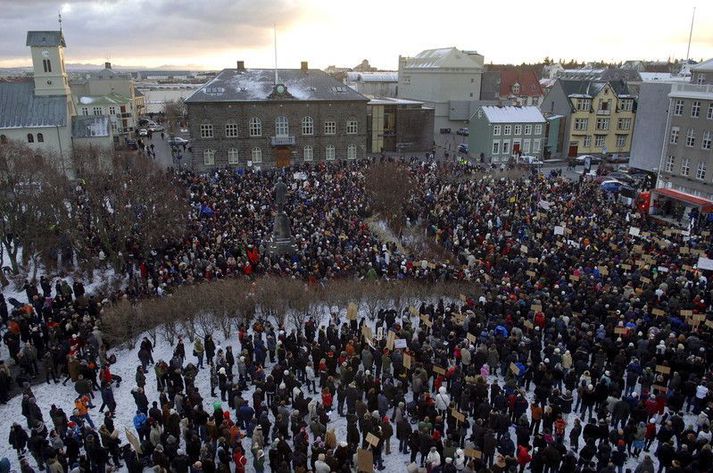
[43,59,52,73]
[303,145,313,162]
[325,145,335,161]
[37,133,44,143]
[0,135,7,144]
[249,117,262,137]
[251,147,262,163]
[27,134,34,143]
[301,116,314,135]
[347,144,357,160]
[203,149,215,166]
[227,148,239,164]
[275,116,289,137]
[225,122,238,138]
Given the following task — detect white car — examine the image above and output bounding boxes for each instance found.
[519,155,543,166]
[138,128,148,137]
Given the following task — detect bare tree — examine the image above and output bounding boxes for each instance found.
[163,99,187,137]
[364,161,413,237]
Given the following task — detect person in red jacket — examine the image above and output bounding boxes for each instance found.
[233,446,247,473]
[321,387,333,411]
[516,444,531,473]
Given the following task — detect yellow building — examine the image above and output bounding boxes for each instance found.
[541,79,636,158]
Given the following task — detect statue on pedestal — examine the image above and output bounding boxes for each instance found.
[268,177,296,255]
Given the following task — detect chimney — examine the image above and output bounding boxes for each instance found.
[237,60,245,72]
[301,61,308,72]
[105,62,111,70]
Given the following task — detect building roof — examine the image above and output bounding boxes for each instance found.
[668,83,713,100]
[26,31,66,47]
[559,79,633,101]
[71,115,111,138]
[346,71,398,83]
[367,96,425,106]
[480,105,545,124]
[400,47,483,70]
[498,70,542,97]
[691,58,713,72]
[0,81,68,129]
[599,68,641,82]
[185,68,368,103]
[652,188,713,212]
[76,93,131,106]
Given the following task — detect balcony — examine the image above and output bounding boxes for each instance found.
[270,135,296,146]
[596,109,610,116]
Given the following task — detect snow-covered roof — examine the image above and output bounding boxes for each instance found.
[367,96,424,106]
[691,58,713,72]
[401,47,483,70]
[481,106,545,124]
[185,68,368,103]
[346,71,398,83]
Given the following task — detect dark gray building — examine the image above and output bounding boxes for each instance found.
[629,82,674,172]
[185,62,369,171]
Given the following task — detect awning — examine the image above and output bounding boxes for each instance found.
[652,188,713,212]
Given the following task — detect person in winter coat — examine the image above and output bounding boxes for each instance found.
[517,444,532,473]
[397,416,412,454]
[253,449,265,473]
[435,387,450,415]
[9,423,29,455]
[194,339,205,369]
[314,453,330,473]
[426,446,441,473]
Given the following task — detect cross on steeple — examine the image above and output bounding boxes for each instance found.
[58,11,63,33]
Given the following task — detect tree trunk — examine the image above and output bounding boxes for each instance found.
[3,240,19,275]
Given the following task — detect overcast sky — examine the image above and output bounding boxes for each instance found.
[1,0,711,70]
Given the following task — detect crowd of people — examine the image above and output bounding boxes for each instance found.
[1,158,713,473]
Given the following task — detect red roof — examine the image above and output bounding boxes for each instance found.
[652,188,713,212]
[499,70,543,98]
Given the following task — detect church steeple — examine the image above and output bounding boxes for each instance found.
[27,30,71,96]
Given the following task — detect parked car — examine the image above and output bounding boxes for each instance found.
[606,171,639,185]
[138,128,148,137]
[168,136,190,146]
[148,124,164,132]
[125,138,138,150]
[440,128,452,134]
[575,154,602,165]
[457,143,469,154]
[456,128,469,136]
[519,155,544,167]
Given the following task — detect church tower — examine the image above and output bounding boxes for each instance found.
[26,30,71,96]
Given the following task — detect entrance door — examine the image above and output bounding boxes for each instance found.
[568,144,578,157]
[275,147,291,168]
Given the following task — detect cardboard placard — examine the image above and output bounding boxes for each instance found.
[526,270,537,278]
[680,247,690,255]
[451,408,466,423]
[466,333,476,343]
[420,315,433,327]
[347,302,358,321]
[464,449,482,459]
[433,366,446,375]
[403,353,412,369]
[651,384,669,393]
[361,325,373,341]
[640,277,652,284]
[523,320,534,330]
[376,327,384,341]
[357,448,373,473]
[598,266,609,276]
[614,327,628,335]
[394,339,407,349]
[694,313,707,322]
[366,432,380,447]
[652,308,666,317]
[386,331,396,351]
[656,365,671,375]
[527,257,539,264]
[629,227,641,237]
[698,256,713,271]
[621,263,632,270]
[632,244,643,253]
[531,304,542,313]
[459,294,467,302]
[409,306,419,317]
[520,245,528,254]
[680,310,693,317]
[682,265,694,272]
[510,362,520,376]
[554,226,565,236]
[570,274,580,281]
[635,260,645,267]
[705,319,713,329]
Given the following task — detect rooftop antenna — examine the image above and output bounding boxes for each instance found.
[273,24,278,85]
[686,6,696,61]
[58,10,63,33]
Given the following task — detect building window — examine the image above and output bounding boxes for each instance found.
[533,139,541,152]
[27,134,34,143]
[686,128,696,147]
[534,124,543,135]
[708,104,713,120]
[502,139,511,155]
[225,122,238,138]
[670,127,679,144]
[251,147,262,163]
[37,133,44,143]
[325,145,335,160]
[42,59,52,73]
[303,145,313,162]
[696,161,706,180]
[108,106,116,115]
[681,158,690,176]
[691,101,701,118]
[0,135,6,144]
[595,135,606,148]
[493,125,501,136]
[492,140,500,154]
[93,107,102,116]
[347,144,357,160]
[200,123,214,139]
[619,99,633,112]
[275,116,289,137]
[576,99,591,111]
[228,148,239,164]
[324,121,336,135]
[697,74,705,85]
[503,125,512,136]
[665,155,675,173]
[514,125,522,135]
[616,134,626,148]
[249,117,262,137]
[583,135,591,148]
[346,120,358,135]
[703,131,712,150]
[617,118,632,131]
[674,100,684,116]
[81,107,89,116]
[596,118,609,131]
[574,118,588,131]
[522,139,531,153]
[203,149,215,166]
[524,125,532,135]
[302,116,314,135]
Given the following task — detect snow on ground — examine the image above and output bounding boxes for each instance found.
[0,308,698,472]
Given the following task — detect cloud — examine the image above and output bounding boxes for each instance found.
[0,0,306,66]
